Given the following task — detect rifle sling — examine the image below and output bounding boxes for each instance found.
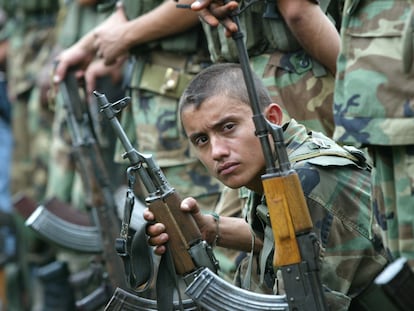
[157,248,185,311]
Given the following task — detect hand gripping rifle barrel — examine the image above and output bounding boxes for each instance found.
[94,91,218,283]
[227,6,328,311]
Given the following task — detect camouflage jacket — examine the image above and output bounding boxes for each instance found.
[243,119,389,309]
[333,0,414,145]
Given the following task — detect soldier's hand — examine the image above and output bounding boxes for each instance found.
[144,197,213,255]
[53,43,95,85]
[84,57,126,97]
[144,208,169,255]
[190,0,239,37]
[92,2,129,65]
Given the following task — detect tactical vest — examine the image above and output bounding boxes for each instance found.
[203,0,334,62]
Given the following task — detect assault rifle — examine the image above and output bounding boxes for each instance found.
[95,91,220,310]
[27,70,127,310]
[229,6,327,311]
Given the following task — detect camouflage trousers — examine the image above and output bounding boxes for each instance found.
[370,145,414,269]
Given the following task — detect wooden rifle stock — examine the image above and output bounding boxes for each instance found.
[262,171,313,267]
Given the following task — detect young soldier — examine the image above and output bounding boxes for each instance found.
[145,63,389,310]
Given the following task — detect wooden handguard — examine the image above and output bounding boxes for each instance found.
[149,191,202,275]
[262,171,313,267]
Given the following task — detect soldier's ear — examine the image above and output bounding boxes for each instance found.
[265,103,283,125]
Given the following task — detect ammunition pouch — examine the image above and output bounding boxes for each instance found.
[129,51,211,100]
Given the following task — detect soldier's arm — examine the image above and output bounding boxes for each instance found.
[53,4,128,83]
[277,0,340,75]
[93,0,201,65]
[145,197,263,255]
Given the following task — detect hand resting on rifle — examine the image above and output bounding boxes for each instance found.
[144,197,263,256]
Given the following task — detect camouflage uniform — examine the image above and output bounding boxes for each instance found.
[202,0,342,137]
[5,0,60,202]
[236,119,389,310]
[111,0,223,211]
[333,0,414,268]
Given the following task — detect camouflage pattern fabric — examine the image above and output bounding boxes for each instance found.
[250,53,335,137]
[8,23,57,202]
[370,146,414,268]
[333,0,414,268]
[236,120,389,310]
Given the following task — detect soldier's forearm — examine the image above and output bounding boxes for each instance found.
[122,0,201,49]
[216,216,263,253]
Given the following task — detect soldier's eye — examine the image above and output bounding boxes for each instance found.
[194,135,208,146]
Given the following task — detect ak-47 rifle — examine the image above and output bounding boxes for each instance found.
[95,91,219,310]
[27,70,127,310]
[229,6,327,311]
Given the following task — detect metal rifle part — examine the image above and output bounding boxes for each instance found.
[104,287,198,311]
[227,4,328,310]
[26,205,103,253]
[186,268,288,311]
[16,194,102,253]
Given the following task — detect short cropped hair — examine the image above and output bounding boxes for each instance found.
[179,63,272,115]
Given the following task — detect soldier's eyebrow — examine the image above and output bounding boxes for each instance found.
[188,117,231,143]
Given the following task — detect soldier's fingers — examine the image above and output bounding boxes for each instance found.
[147,232,169,246]
[153,245,166,255]
[143,207,155,221]
[146,222,166,237]
[53,58,68,84]
[181,197,199,213]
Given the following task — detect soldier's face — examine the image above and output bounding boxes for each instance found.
[181,95,265,192]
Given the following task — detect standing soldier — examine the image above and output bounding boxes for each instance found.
[333,0,414,269]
